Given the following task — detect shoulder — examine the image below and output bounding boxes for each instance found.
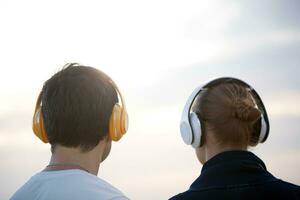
[169,192,188,200]
[169,192,186,200]
[169,190,208,200]
[275,180,300,194]
[10,173,43,200]
[88,175,128,199]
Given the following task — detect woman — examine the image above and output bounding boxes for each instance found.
[170,77,300,200]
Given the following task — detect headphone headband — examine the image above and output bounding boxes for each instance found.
[107,78,127,111]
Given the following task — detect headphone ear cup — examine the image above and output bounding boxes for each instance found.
[190,112,202,148]
[109,104,123,141]
[120,109,129,134]
[32,108,49,143]
[251,114,268,144]
[180,121,193,145]
[258,115,267,143]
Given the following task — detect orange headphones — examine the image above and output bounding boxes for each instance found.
[32,76,129,143]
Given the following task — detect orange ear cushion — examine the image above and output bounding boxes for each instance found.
[32,108,49,143]
[120,109,129,133]
[109,104,124,141]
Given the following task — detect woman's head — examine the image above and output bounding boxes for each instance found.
[192,82,262,163]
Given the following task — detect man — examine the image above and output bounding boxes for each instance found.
[11,63,129,200]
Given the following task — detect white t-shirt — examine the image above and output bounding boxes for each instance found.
[10,169,129,200]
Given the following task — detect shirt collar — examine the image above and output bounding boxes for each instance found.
[201,150,267,173]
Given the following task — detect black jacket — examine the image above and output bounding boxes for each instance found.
[169,151,300,200]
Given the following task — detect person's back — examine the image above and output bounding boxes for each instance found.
[11,170,127,200]
[170,151,300,200]
[170,77,300,200]
[11,63,129,200]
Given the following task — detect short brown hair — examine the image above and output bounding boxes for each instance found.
[192,83,261,147]
[41,63,118,152]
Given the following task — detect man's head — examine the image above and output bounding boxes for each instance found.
[40,63,118,153]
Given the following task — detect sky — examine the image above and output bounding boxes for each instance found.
[0,0,300,199]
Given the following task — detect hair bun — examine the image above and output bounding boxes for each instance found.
[234,100,261,122]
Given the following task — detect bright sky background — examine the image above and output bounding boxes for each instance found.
[1,0,300,199]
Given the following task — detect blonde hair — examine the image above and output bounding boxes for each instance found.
[193,83,261,147]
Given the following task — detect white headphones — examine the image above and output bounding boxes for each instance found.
[180,77,270,148]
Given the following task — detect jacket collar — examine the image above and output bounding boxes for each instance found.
[190,151,276,191]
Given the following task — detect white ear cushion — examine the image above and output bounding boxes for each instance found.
[180,120,193,145]
[124,111,129,132]
[190,112,202,148]
[258,115,267,143]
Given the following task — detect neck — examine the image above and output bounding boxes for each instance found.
[206,146,247,162]
[49,145,103,175]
